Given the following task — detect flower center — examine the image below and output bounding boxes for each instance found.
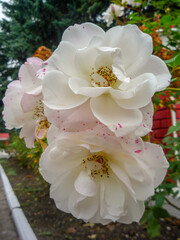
[83,153,110,179]
[90,66,118,87]
[33,100,45,121]
[36,119,50,150]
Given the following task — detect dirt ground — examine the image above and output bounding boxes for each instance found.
[1,157,180,240]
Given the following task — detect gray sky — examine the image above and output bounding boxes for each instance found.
[0,1,8,20]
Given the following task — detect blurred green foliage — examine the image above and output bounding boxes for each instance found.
[8,131,42,171]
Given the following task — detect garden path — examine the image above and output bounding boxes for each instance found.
[0,177,19,240]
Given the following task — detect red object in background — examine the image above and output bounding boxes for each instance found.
[150,107,171,143]
[151,90,180,143]
[150,103,180,143]
[175,104,180,120]
[0,133,10,146]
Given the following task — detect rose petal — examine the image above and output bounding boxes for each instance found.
[39,140,85,183]
[100,177,125,221]
[103,25,153,76]
[119,197,145,224]
[62,22,105,49]
[47,41,78,76]
[18,58,42,90]
[68,189,98,220]
[119,134,144,154]
[74,42,100,76]
[19,120,36,148]
[142,142,169,188]
[124,159,154,200]
[3,88,26,129]
[74,170,97,197]
[21,88,42,113]
[110,161,135,196]
[44,101,98,131]
[90,95,143,136]
[50,168,80,213]
[42,70,88,110]
[112,73,157,109]
[135,102,154,137]
[69,77,110,97]
[133,55,171,91]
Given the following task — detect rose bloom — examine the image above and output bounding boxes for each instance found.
[3,57,48,148]
[42,23,171,137]
[39,125,169,224]
[101,4,124,27]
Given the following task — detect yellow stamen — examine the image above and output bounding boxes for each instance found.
[33,100,45,121]
[90,66,118,87]
[83,153,110,179]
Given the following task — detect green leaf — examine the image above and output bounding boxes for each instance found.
[152,206,169,218]
[154,192,166,207]
[165,53,180,68]
[162,136,179,145]
[147,217,161,238]
[153,96,160,105]
[161,15,171,25]
[170,77,178,83]
[160,183,176,189]
[140,210,152,224]
[167,121,180,135]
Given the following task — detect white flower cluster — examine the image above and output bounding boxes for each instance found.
[101,4,124,27]
[3,22,171,224]
[101,1,141,27]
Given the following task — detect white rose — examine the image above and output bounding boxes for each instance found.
[101,4,124,27]
[42,23,171,137]
[3,57,46,148]
[39,126,169,224]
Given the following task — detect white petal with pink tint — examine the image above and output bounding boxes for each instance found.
[142,142,169,188]
[3,83,26,129]
[90,95,143,136]
[135,102,154,137]
[18,57,43,90]
[62,22,105,49]
[20,87,42,113]
[44,100,98,131]
[3,57,45,148]
[19,120,37,148]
